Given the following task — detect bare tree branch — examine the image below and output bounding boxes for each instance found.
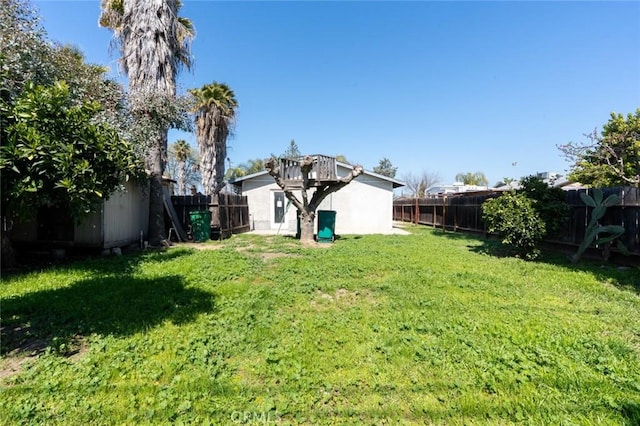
[265,157,305,212]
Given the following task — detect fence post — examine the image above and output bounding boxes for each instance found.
[453,199,457,232]
[442,196,447,231]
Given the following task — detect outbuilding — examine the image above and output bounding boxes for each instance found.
[230,162,404,235]
[10,180,149,251]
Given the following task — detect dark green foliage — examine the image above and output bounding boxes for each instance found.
[282,139,301,158]
[518,175,569,238]
[0,0,55,102]
[0,81,144,220]
[481,176,569,258]
[373,157,397,178]
[482,192,546,259]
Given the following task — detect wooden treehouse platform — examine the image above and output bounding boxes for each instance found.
[280,155,338,190]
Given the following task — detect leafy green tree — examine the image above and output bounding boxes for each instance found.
[189,82,238,196]
[99,0,195,245]
[283,139,301,158]
[482,192,545,259]
[1,81,144,221]
[373,157,397,178]
[48,45,109,103]
[455,171,488,186]
[1,0,141,265]
[0,0,55,102]
[481,176,568,259]
[559,109,640,187]
[47,45,137,149]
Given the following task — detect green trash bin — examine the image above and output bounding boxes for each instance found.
[189,210,211,242]
[317,210,336,243]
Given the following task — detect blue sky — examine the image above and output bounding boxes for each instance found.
[34,0,640,187]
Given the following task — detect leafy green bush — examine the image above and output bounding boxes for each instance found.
[518,175,568,238]
[1,81,144,220]
[482,191,546,259]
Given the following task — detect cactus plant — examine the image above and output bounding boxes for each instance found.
[571,189,628,263]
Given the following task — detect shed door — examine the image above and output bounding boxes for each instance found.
[274,192,285,224]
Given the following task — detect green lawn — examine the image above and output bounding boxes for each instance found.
[1,227,640,425]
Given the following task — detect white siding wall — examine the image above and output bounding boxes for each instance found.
[241,176,295,231]
[101,181,149,248]
[241,165,396,235]
[75,180,149,248]
[317,175,394,234]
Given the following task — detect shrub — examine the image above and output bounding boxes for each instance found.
[482,192,546,259]
[518,176,568,238]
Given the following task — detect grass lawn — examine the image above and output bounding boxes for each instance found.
[1,226,640,425]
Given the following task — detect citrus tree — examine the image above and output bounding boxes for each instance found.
[1,82,143,219]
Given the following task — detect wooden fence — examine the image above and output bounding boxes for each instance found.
[393,187,640,257]
[170,192,250,240]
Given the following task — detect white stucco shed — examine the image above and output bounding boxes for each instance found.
[230,162,404,235]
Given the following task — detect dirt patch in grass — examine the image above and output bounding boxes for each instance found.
[0,356,33,384]
[258,252,298,261]
[0,324,48,384]
[310,288,378,311]
[1,324,89,384]
[233,241,302,261]
[169,242,224,251]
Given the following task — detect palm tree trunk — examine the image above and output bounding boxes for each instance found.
[213,135,227,195]
[201,142,216,196]
[177,159,186,195]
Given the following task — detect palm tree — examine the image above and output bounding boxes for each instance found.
[225,165,247,180]
[455,171,489,186]
[189,82,238,196]
[226,158,265,180]
[172,139,190,195]
[99,0,194,245]
[243,158,264,175]
[167,140,200,193]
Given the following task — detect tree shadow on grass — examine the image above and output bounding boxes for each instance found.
[622,402,640,426]
[5,246,196,279]
[1,273,214,356]
[429,229,640,294]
